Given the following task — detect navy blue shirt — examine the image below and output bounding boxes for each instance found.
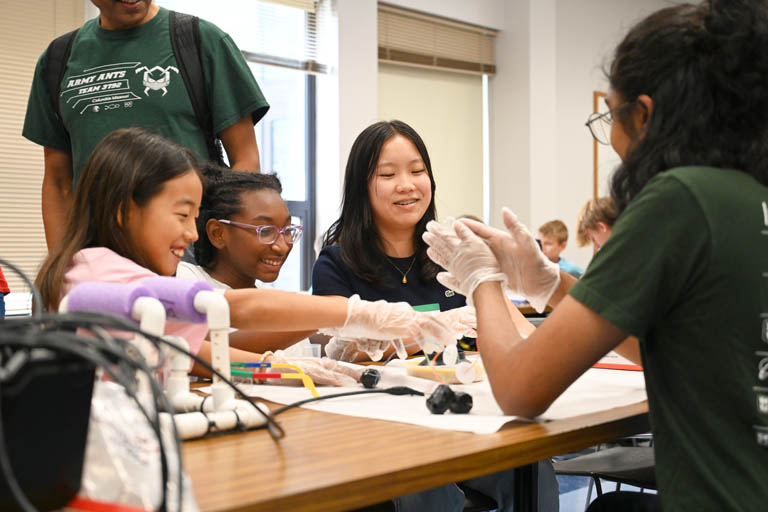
[312,245,466,312]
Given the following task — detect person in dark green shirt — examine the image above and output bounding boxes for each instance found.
[423,0,768,510]
[23,0,269,251]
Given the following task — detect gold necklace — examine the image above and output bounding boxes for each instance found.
[383,254,416,284]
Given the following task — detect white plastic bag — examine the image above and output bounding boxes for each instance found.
[77,380,198,512]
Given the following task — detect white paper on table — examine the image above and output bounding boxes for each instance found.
[199,360,646,435]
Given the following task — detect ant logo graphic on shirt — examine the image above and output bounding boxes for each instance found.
[135,65,179,96]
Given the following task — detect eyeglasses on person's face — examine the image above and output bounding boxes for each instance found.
[218,219,304,245]
[585,102,633,146]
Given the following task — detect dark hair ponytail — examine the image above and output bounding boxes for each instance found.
[608,0,768,213]
[195,164,283,268]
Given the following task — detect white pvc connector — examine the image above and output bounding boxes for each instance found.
[442,342,459,366]
[193,291,235,411]
[131,297,167,398]
[454,361,476,384]
[167,401,270,440]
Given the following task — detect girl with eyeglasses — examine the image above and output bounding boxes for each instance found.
[175,164,316,355]
[425,0,768,510]
[178,164,299,289]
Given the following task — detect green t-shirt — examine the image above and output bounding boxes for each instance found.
[22,8,269,187]
[570,167,768,511]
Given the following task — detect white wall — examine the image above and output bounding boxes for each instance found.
[549,0,670,268]
[485,0,671,269]
[315,0,378,244]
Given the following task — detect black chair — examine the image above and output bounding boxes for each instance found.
[553,445,656,510]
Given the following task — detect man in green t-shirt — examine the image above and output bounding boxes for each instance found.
[23,0,270,250]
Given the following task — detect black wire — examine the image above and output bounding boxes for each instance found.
[3,312,285,440]
[0,264,284,511]
[266,386,424,417]
[0,333,173,512]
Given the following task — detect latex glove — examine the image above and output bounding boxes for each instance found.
[422,219,507,306]
[430,305,477,338]
[321,295,452,345]
[271,350,362,387]
[324,337,408,362]
[460,207,560,312]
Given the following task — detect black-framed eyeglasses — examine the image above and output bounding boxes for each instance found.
[218,219,304,245]
[585,102,632,146]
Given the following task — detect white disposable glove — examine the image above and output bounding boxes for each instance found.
[460,207,560,313]
[270,350,362,386]
[430,305,477,339]
[324,337,408,362]
[422,218,507,306]
[321,294,451,345]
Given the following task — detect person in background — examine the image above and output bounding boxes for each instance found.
[538,220,584,278]
[576,197,619,252]
[424,0,768,509]
[313,120,553,512]
[0,267,9,319]
[23,0,269,251]
[176,164,316,354]
[35,128,451,387]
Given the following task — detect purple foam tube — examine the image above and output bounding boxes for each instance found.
[65,282,157,321]
[141,277,214,323]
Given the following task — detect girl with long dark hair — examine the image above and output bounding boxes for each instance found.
[313,120,553,512]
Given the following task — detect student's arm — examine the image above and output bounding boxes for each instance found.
[505,298,536,338]
[219,115,260,171]
[474,282,627,418]
[228,329,318,354]
[225,288,348,331]
[613,336,642,365]
[538,271,643,366]
[42,147,74,250]
[547,270,578,308]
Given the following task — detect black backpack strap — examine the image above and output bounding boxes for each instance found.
[44,29,78,136]
[169,10,225,165]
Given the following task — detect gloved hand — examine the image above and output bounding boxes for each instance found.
[270,350,362,386]
[422,218,507,305]
[460,207,560,312]
[430,305,477,338]
[321,294,452,345]
[324,337,408,362]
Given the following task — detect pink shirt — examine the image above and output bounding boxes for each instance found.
[62,247,209,355]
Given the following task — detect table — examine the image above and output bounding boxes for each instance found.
[183,398,649,511]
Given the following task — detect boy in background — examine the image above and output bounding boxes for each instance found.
[576,197,618,251]
[538,220,584,278]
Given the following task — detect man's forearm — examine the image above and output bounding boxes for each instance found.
[41,175,73,251]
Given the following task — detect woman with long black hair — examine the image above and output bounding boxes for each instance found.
[313,120,553,512]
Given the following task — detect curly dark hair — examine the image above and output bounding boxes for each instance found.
[194,164,283,268]
[608,0,768,214]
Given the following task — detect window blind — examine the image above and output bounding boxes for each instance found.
[0,0,83,294]
[158,0,332,73]
[378,3,497,75]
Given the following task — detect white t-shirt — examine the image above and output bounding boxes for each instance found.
[176,261,232,290]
